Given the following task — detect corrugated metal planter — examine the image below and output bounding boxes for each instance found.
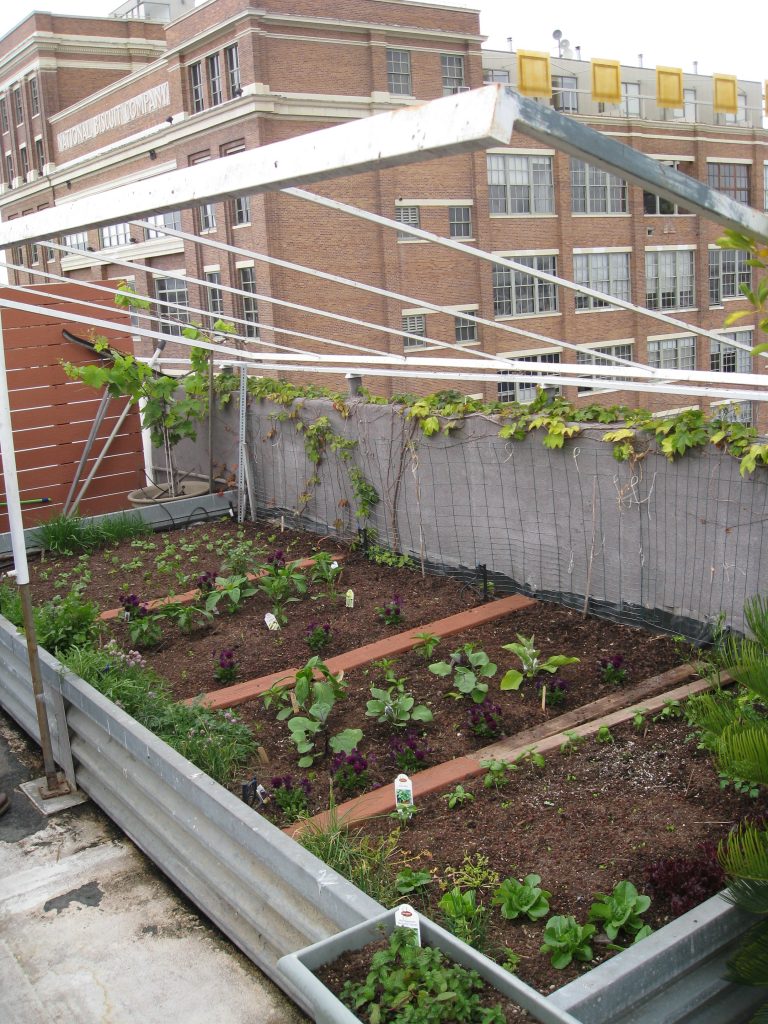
[277,907,582,1024]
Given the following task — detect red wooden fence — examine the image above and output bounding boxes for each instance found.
[0,280,145,533]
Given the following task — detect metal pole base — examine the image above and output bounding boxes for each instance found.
[39,774,72,800]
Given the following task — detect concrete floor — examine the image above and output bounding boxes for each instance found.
[0,713,308,1024]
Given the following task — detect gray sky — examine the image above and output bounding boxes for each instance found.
[0,0,764,86]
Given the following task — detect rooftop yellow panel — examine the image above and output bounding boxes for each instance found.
[713,74,737,113]
[591,58,621,104]
[516,50,551,98]
[656,66,683,109]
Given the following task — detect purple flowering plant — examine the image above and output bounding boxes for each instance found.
[466,699,505,740]
[214,648,238,684]
[269,774,312,822]
[330,748,371,796]
[306,622,332,654]
[535,675,571,708]
[599,654,628,686]
[376,594,404,626]
[119,592,148,619]
[194,571,217,594]
[389,730,432,774]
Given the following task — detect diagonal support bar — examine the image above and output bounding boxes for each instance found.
[0,87,519,247]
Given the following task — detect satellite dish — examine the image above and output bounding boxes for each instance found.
[552,29,562,41]
[561,40,572,57]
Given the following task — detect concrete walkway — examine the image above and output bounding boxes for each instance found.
[0,713,307,1024]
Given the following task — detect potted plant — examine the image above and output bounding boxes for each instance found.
[277,906,582,1024]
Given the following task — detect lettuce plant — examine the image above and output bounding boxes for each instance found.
[492,874,551,921]
[540,915,596,969]
[588,880,652,942]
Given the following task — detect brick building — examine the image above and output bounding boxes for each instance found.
[0,0,766,425]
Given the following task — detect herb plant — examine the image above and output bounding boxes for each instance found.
[339,927,505,1024]
[438,887,488,949]
[492,874,551,921]
[443,784,475,809]
[430,643,498,704]
[258,561,307,625]
[500,634,580,691]
[395,867,433,898]
[32,584,102,654]
[413,631,440,660]
[540,915,596,969]
[366,667,433,729]
[269,775,311,822]
[480,758,516,789]
[205,574,258,615]
[310,551,343,599]
[595,725,614,744]
[588,880,652,942]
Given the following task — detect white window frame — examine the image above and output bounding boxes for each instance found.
[671,87,696,122]
[441,54,465,95]
[497,352,562,404]
[711,399,753,426]
[386,49,412,96]
[99,222,132,249]
[571,159,627,214]
[225,44,241,97]
[34,137,44,174]
[645,249,695,311]
[643,160,693,216]
[204,270,224,321]
[402,312,427,350]
[483,69,509,84]
[493,254,558,317]
[448,206,472,238]
[238,266,259,337]
[487,153,555,215]
[207,53,222,107]
[620,82,641,117]
[0,97,7,133]
[647,334,696,371]
[454,310,477,344]
[575,341,634,394]
[233,194,250,226]
[190,62,204,113]
[395,205,420,240]
[574,251,631,310]
[708,248,751,306]
[145,211,181,239]
[199,203,216,232]
[28,76,39,117]
[707,162,750,204]
[552,75,578,114]
[62,230,88,251]
[155,276,190,337]
[710,330,752,374]
[12,86,23,125]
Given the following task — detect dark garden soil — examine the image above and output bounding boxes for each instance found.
[321,719,763,1017]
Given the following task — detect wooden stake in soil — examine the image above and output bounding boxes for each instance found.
[289,690,300,714]
[582,475,598,619]
[257,746,270,765]
[541,684,547,712]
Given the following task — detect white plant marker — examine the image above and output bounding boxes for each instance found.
[345,588,354,608]
[394,773,413,810]
[331,560,339,571]
[265,612,280,630]
[394,904,421,945]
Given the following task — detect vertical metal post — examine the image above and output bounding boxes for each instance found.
[236,365,248,523]
[208,350,215,495]
[0,307,70,797]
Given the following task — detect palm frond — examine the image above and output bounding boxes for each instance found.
[718,724,768,789]
[724,637,768,700]
[720,824,768,884]
[686,691,741,749]
[749,1002,768,1024]
[723,879,768,915]
[726,919,768,988]
[744,595,768,651]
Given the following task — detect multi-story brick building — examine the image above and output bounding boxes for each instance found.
[0,0,765,425]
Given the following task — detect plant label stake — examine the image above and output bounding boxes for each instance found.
[394,904,421,945]
[331,561,339,571]
[345,588,354,608]
[257,745,270,765]
[394,773,413,809]
[289,689,300,714]
[264,612,280,630]
[541,684,547,711]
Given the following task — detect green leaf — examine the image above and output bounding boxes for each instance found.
[500,669,523,691]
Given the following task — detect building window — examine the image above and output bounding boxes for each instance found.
[643,161,691,215]
[12,88,23,125]
[395,205,420,240]
[189,62,204,113]
[488,154,554,215]
[99,222,132,248]
[238,267,259,337]
[207,54,222,106]
[233,195,250,225]
[722,90,748,125]
[620,82,640,117]
[386,49,412,96]
[493,254,558,317]
[672,87,696,122]
[497,353,561,404]
[454,311,477,343]
[19,146,29,179]
[574,252,631,309]
[709,248,751,305]
[28,77,39,117]
[713,400,753,426]
[199,203,216,232]
[13,244,23,266]
[204,270,224,322]
[30,242,39,265]
[571,159,627,214]
[576,343,634,393]
[0,99,7,133]
[35,138,44,173]
[448,206,471,238]
[402,313,427,349]
[225,44,241,97]
[647,336,696,371]
[707,163,749,204]
[645,250,695,310]
[765,164,768,212]
[711,330,752,374]
[5,153,13,185]
[441,54,465,95]
[62,231,88,251]
[483,69,509,83]
[145,211,181,238]
[155,277,189,336]
[552,75,578,113]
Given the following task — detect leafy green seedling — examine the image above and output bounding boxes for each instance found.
[430,643,498,703]
[395,867,433,897]
[540,915,596,969]
[588,880,652,943]
[442,784,475,809]
[492,874,551,921]
[481,758,517,789]
[559,730,585,755]
[595,725,614,744]
[500,634,580,691]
